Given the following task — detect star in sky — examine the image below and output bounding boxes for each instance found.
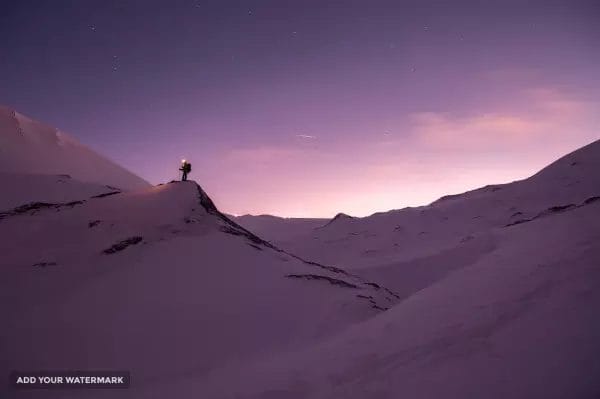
[112,55,120,72]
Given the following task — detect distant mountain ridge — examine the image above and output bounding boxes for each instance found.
[237,139,600,271]
[0,105,150,191]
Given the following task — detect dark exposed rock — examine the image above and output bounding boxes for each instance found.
[32,262,57,267]
[285,274,358,289]
[505,197,599,228]
[7,202,56,215]
[91,191,121,199]
[540,204,576,215]
[187,182,399,299]
[460,235,475,243]
[296,258,348,275]
[0,200,85,221]
[88,220,101,228]
[361,282,398,299]
[584,196,600,205]
[505,218,533,227]
[372,305,388,311]
[102,236,143,254]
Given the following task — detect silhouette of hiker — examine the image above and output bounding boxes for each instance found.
[179,160,192,181]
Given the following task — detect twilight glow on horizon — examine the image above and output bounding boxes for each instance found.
[2,1,599,217]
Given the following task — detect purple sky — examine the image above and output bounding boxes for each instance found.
[2,0,599,217]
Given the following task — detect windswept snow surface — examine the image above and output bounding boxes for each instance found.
[183,200,600,399]
[235,214,328,247]
[0,173,122,211]
[0,105,150,191]
[0,181,396,399]
[268,140,600,290]
[203,140,599,399]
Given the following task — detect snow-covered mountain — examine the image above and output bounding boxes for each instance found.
[248,140,600,278]
[199,198,600,399]
[219,140,600,399]
[234,214,328,248]
[0,107,399,398]
[0,183,396,399]
[0,105,150,191]
[1,105,599,399]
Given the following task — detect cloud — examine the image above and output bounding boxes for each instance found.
[409,86,596,151]
[524,87,591,118]
[296,134,316,139]
[411,112,543,150]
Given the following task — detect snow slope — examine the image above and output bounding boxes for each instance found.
[0,172,123,211]
[5,179,594,399]
[274,140,600,277]
[0,181,396,399]
[0,105,150,191]
[186,199,600,399]
[117,139,600,399]
[235,214,328,248]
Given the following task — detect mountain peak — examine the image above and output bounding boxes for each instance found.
[319,212,354,228]
[0,106,151,191]
[332,212,353,221]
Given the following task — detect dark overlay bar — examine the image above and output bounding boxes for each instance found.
[10,370,130,389]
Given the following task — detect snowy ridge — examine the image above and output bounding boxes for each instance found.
[147,140,600,399]
[0,179,399,398]
[266,139,600,272]
[319,212,355,228]
[234,214,328,246]
[202,199,600,399]
[0,172,124,211]
[194,182,399,303]
[0,105,150,191]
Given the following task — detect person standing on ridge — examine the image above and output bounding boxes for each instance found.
[179,159,192,181]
